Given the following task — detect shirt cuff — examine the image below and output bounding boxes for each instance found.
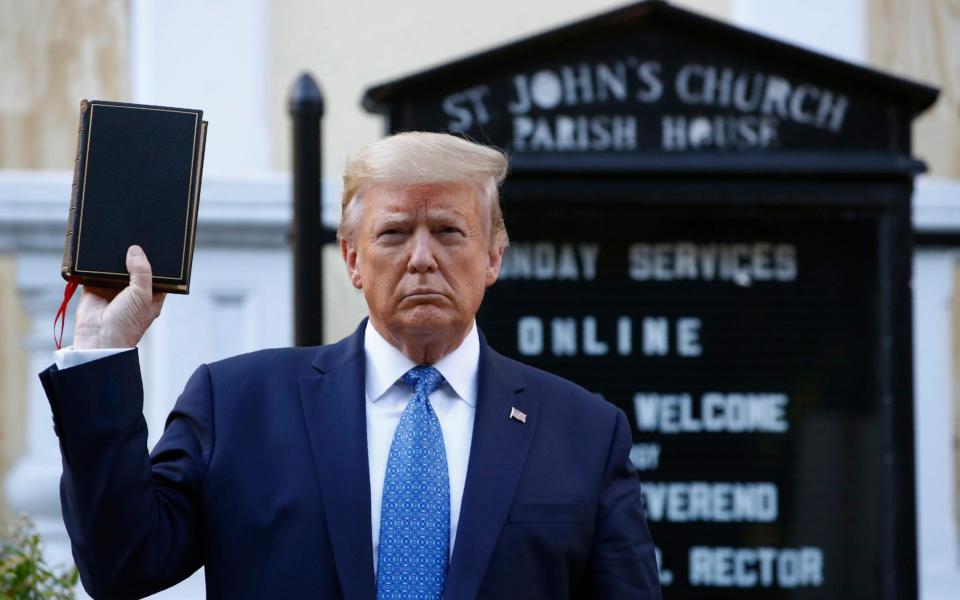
[54,346,133,370]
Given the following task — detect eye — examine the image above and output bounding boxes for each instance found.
[437,225,464,236]
[374,229,407,243]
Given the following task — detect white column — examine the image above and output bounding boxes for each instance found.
[912,251,960,599]
[913,178,960,600]
[129,0,271,174]
[730,0,866,64]
[4,255,76,570]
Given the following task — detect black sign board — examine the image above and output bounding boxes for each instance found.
[361,2,938,598]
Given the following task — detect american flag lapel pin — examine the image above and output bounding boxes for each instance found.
[509,407,527,424]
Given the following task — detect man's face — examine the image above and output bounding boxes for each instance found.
[342,182,504,347]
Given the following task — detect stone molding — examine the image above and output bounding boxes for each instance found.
[0,171,293,252]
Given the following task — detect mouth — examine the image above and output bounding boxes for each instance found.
[402,290,449,303]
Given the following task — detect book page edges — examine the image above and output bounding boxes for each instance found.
[181,120,208,295]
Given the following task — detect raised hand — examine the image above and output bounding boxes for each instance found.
[73,245,167,350]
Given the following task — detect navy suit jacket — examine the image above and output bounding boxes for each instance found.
[40,322,661,599]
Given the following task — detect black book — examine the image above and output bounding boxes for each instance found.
[62,99,208,293]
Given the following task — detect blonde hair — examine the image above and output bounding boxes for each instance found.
[339,132,509,247]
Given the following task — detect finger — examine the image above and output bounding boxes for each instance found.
[150,292,167,317]
[126,245,153,295]
[80,284,120,303]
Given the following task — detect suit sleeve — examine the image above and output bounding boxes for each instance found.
[586,407,663,599]
[39,348,214,599]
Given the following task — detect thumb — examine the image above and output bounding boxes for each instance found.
[126,245,153,295]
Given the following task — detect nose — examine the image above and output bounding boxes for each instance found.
[407,228,438,273]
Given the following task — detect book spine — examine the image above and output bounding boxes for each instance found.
[62,99,90,278]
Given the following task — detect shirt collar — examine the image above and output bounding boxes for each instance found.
[363,320,479,407]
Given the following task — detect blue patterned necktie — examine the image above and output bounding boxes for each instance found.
[376,365,450,600]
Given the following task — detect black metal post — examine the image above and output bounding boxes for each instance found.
[288,72,324,347]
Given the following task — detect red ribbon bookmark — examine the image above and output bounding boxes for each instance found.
[54,278,79,350]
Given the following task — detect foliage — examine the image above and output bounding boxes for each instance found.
[0,516,78,600]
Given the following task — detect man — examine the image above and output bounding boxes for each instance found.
[41,132,661,599]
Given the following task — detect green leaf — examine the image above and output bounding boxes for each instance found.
[0,517,76,599]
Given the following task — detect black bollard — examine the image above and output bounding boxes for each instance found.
[288,72,324,347]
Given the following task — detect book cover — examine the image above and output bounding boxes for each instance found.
[62,99,208,293]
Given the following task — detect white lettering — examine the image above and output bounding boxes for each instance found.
[512,116,534,149]
[689,547,824,588]
[642,482,778,522]
[578,244,599,280]
[533,242,556,279]
[551,318,578,356]
[596,62,628,102]
[629,443,661,470]
[442,86,492,131]
[512,115,638,152]
[677,318,702,357]
[661,115,687,150]
[676,64,705,104]
[517,317,543,356]
[562,64,594,105]
[636,61,663,102]
[673,64,848,133]
[508,75,532,114]
[442,92,473,131]
[628,242,798,283]
[634,392,789,433]
[515,316,705,358]
[530,70,563,110]
[642,317,669,356]
[582,316,609,356]
[500,242,600,281]
[617,316,632,356]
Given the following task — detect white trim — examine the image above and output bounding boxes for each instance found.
[914,177,960,232]
[0,171,290,226]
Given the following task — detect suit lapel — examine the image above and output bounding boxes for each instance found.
[444,337,537,600]
[299,325,375,600]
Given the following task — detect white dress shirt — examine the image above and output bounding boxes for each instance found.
[54,346,129,370]
[363,320,478,572]
[53,320,480,573]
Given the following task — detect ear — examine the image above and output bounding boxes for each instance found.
[341,239,364,290]
[484,242,505,287]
